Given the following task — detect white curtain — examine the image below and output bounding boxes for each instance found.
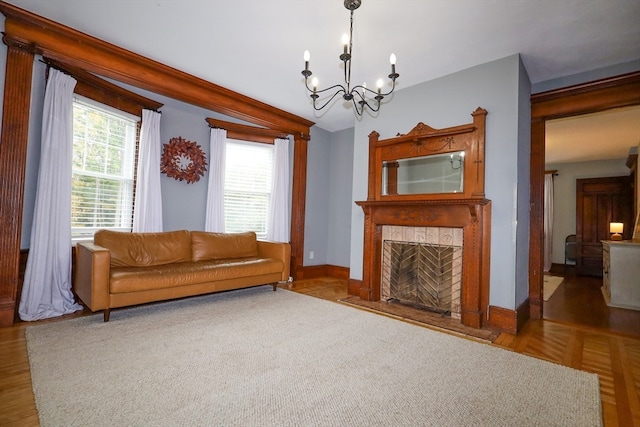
[267,137,291,242]
[133,109,163,232]
[543,173,554,272]
[19,69,83,321]
[205,128,227,232]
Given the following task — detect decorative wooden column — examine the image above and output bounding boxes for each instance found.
[0,37,35,326]
[290,132,309,279]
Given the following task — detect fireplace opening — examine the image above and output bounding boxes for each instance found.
[381,235,462,319]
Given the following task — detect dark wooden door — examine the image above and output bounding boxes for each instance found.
[576,176,633,277]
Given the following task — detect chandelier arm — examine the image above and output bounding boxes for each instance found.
[351,91,381,114]
[305,80,348,96]
[364,98,381,113]
[312,89,349,111]
[351,84,382,98]
[377,78,398,97]
[352,78,398,99]
[351,97,363,116]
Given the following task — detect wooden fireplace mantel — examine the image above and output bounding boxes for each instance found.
[355,109,491,329]
[356,199,491,329]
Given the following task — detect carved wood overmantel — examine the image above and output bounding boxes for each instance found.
[355,109,491,329]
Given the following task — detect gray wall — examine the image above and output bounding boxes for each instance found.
[326,127,354,267]
[158,100,212,232]
[304,126,330,266]
[546,159,630,265]
[515,57,532,306]
[304,126,354,267]
[349,54,530,310]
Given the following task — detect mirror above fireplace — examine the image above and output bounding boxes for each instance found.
[382,151,465,195]
[366,107,487,201]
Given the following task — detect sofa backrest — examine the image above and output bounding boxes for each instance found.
[94,230,192,267]
[191,231,258,261]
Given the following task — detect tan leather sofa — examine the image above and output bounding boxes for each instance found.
[74,230,290,321]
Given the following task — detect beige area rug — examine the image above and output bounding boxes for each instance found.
[544,275,564,301]
[26,286,602,426]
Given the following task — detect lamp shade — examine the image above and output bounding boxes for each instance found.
[610,222,624,234]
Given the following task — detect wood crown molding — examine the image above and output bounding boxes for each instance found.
[531,71,640,120]
[45,58,164,117]
[205,118,290,145]
[0,1,314,134]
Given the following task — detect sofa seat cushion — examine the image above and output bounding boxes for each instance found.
[109,257,283,293]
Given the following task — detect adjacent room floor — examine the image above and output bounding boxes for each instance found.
[543,270,640,338]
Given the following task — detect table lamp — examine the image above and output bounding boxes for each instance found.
[610,222,623,241]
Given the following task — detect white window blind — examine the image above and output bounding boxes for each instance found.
[224,139,273,240]
[71,98,138,240]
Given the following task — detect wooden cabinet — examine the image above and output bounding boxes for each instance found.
[576,176,633,277]
[602,241,640,311]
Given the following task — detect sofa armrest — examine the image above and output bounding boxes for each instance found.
[74,242,111,311]
[257,241,291,281]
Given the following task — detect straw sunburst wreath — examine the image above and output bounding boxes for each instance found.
[160,137,207,184]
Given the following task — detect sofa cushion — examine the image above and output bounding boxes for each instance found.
[109,258,283,293]
[94,230,192,267]
[191,231,258,261]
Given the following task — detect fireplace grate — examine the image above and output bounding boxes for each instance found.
[383,241,461,315]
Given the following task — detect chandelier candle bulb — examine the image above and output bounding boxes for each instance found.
[390,53,396,74]
[342,34,349,55]
[304,50,310,72]
[312,77,318,92]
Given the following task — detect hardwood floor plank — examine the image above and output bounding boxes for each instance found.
[617,337,640,426]
[565,329,584,368]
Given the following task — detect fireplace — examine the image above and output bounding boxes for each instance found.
[354,109,491,329]
[381,226,462,319]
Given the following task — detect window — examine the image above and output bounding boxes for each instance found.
[224,139,274,240]
[71,97,139,240]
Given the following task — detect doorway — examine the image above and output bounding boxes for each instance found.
[529,71,640,322]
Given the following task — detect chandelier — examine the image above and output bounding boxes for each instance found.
[301,0,399,115]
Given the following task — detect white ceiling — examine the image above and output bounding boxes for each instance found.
[546,106,640,165]
[3,0,640,161]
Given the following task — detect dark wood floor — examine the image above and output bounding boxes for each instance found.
[543,270,640,338]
